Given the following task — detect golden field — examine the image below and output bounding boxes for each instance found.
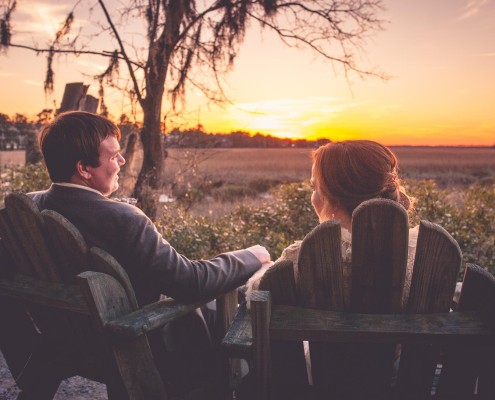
[162,147,495,187]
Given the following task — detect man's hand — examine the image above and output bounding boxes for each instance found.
[246,245,271,265]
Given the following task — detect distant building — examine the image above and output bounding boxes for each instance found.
[0,125,23,150]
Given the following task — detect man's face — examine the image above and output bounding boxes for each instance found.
[86,135,125,196]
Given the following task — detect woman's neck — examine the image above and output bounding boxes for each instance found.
[321,209,352,231]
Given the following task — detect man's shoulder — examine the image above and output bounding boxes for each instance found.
[28,185,149,223]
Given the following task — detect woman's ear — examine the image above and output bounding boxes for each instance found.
[75,161,92,180]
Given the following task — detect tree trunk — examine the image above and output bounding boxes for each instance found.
[132,95,165,219]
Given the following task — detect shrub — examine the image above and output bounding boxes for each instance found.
[0,162,50,204]
[157,182,318,260]
[158,180,495,275]
[1,163,493,275]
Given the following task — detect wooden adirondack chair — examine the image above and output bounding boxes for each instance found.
[222,198,495,399]
[0,192,239,400]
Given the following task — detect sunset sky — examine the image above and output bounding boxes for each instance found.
[0,0,494,146]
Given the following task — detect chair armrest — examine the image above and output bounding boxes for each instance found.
[221,302,253,359]
[105,289,239,339]
[220,289,495,357]
[104,297,209,337]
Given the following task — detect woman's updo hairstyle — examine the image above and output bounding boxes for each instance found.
[312,140,414,218]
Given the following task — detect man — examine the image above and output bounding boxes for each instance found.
[29,111,270,394]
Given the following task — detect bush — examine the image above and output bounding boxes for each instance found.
[1,163,493,275]
[0,162,50,204]
[407,180,495,272]
[157,182,318,260]
[158,180,495,274]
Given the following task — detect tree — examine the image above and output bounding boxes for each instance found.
[1,0,386,218]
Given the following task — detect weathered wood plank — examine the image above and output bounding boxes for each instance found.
[297,220,344,393]
[42,210,89,281]
[267,305,494,345]
[351,198,409,313]
[437,264,495,398]
[221,302,252,359]
[0,207,33,276]
[348,199,409,397]
[258,258,308,392]
[90,247,139,310]
[407,221,462,313]
[0,274,89,314]
[259,259,297,305]
[298,220,343,310]
[78,271,167,400]
[216,289,243,397]
[4,193,60,281]
[399,220,463,397]
[105,295,216,338]
[251,290,272,400]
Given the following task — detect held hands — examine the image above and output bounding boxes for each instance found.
[246,245,271,265]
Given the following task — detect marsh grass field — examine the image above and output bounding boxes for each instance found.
[155,146,495,217]
[163,146,495,187]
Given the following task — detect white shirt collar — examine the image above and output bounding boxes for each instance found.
[53,182,103,196]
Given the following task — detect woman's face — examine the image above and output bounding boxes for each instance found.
[310,164,326,221]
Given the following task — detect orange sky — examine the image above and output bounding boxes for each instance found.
[0,0,494,146]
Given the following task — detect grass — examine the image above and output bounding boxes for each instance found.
[150,146,495,219]
[162,147,495,188]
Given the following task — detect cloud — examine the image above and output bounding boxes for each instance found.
[13,2,85,42]
[458,0,489,20]
[0,71,16,78]
[24,80,43,87]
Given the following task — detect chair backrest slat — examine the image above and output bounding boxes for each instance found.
[351,198,409,313]
[298,220,343,310]
[397,220,462,397]
[90,247,139,310]
[344,199,409,398]
[3,193,60,281]
[407,220,462,313]
[0,208,32,275]
[41,210,90,282]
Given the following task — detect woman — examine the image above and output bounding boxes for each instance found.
[246,140,418,308]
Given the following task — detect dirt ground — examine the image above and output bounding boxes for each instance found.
[0,352,106,400]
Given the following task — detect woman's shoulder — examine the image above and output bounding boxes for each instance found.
[276,240,303,263]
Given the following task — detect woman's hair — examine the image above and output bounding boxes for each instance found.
[39,111,121,183]
[312,140,414,219]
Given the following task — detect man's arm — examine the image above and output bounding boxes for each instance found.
[123,210,268,304]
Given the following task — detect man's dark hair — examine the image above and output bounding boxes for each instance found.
[39,111,121,182]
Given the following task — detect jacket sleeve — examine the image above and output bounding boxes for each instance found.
[122,208,262,304]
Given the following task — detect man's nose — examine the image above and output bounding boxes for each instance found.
[119,153,126,165]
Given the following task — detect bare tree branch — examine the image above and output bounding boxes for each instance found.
[97,0,144,104]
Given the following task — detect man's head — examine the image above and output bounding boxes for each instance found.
[39,111,125,196]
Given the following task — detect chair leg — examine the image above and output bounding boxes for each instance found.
[16,375,61,400]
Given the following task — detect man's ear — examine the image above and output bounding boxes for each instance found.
[75,161,92,180]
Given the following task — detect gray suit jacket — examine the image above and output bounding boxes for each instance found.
[28,184,261,306]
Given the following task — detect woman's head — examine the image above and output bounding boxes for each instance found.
[311,140,413,222]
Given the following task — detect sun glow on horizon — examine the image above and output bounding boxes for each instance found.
[203,97,355,139]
